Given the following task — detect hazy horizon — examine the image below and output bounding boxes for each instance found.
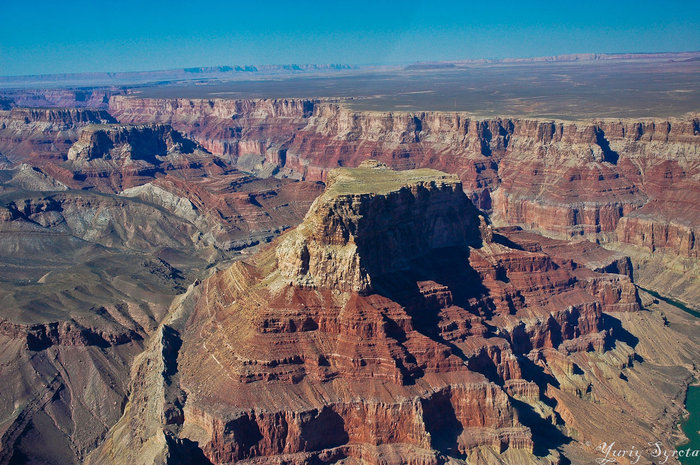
[2,0,699,76]
[2,50,700,79]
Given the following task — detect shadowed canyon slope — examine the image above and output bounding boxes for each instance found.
[89,164,698,465]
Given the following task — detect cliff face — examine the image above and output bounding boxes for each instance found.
[276,161,481,293]
[108,97,316,164]
[109,97,700,262]
[88,165,687,465]
[67,123,197,162]
[0,107,116,165]
[6,107,117,126]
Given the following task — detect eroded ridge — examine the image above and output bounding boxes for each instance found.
[90,164,696,465]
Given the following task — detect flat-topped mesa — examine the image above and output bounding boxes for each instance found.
[7,107,117,125]
[277,161,482,293]
[67,123,199,162]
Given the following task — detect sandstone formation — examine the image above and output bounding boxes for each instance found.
[85,165,697,465]
[108,97,700,311]
[0,139,321,464]
[0,88,697,465]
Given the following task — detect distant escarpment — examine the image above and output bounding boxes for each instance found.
[61,123,226,191]
[7,107,117,126]
[109,96,700,263]
[0,106,116,165]
[87,165,692,465]
[0,88,119,109]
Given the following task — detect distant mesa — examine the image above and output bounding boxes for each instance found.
[67,123,200,163]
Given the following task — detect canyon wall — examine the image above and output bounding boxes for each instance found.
[89,166,699,465]
[109,96,700,263]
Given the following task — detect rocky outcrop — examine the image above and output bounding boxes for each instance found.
[67,124,197,162]
[62,123,229,192]
[276,160,481,293]
[90,165,679,465]
[0,317,139,350]
[617,212,698,258]
[0,106,116,165]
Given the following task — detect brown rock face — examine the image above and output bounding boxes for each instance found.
[109,97,700,263]
[67,123,197,162]
[276,161,481,293]
[0,107,116,165]
[90,165,679,465]
[108,97,316,165]
[62,123,228,192]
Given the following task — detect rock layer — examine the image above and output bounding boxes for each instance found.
[276,161,481,293]
[109,97,700,263]
[87,165,686,465]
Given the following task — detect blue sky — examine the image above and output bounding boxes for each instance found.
[1,0,699,76]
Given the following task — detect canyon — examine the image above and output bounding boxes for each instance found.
[0,81,697,465]
[87,163,695,465]
[108,96,700,303]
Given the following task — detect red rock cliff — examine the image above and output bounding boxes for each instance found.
[89,165,653,465]
[109,96,700,259]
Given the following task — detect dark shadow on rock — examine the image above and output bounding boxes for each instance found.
[161,325,183,382]
[421,392,465,459]
[602,313,639,349]
[372,247,491,372]
[594,127,620,165]
[164,433,214,465]
[466,349,503,385]
[510,397,571,457]
[299,406,349,451]
[516,355,560,410]
[382,315,425,383]
[492,233,524,250]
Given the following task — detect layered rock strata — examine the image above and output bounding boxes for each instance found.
[0,107,116,165]
[109,97,700,263]
[87,165,688,465]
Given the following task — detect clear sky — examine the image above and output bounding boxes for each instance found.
[1,0,699,76]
